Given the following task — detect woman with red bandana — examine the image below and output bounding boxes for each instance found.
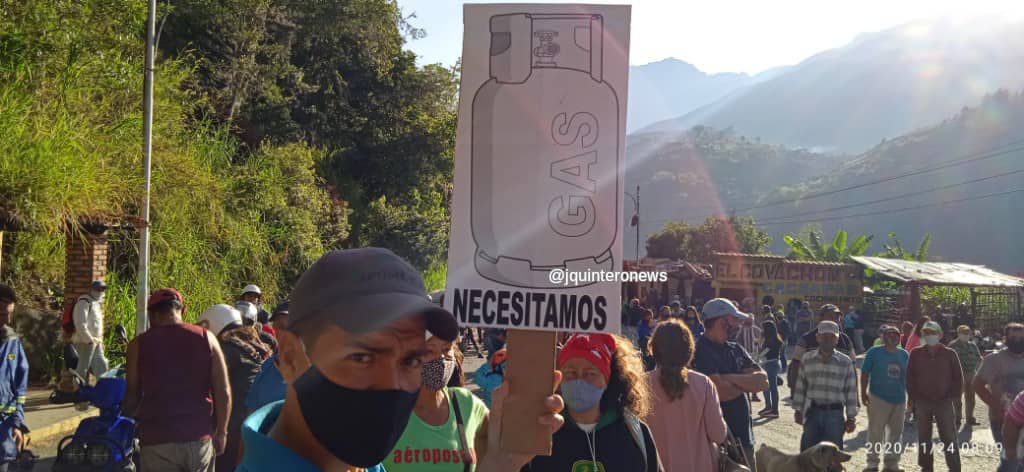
[524,333,663,472]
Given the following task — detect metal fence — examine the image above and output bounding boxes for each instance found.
[863,287,1023,337]
[972,287,1024,334]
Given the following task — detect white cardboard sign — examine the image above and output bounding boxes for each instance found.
[444,3,631,334]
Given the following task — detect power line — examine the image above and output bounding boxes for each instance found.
[729,140,1024,213]
[755,189,1024,227]
[756,168,1024,223]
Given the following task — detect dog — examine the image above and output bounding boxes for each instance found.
[755,441,852,472]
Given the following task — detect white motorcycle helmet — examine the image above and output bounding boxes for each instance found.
[199,304,243,336]
[235,300,259,325]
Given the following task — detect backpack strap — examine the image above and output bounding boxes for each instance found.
[449,389,472,472]
[624,413,648,471]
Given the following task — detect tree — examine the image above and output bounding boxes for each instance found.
[646,216,771,263]
[645,221,692,261]
[159,0,460,269]
[783,229,873,262]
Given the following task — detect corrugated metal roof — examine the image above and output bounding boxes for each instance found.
[714,252,786,260]
[851,256,1024,288]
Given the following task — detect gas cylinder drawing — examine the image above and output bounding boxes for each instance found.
[471,13,621,289]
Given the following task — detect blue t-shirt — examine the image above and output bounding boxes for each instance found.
[692,336,758,447]
[860,346,909,405]
[245,354,287,411]
[686,320,705,338]
[238,400,386,472]
[637,320,655,339]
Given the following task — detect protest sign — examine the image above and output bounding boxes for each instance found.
[445,3,631,336]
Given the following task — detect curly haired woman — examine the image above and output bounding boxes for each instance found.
[524,333,663,472]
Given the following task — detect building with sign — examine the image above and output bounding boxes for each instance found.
[712,253,864,312]
[622,258,714,309]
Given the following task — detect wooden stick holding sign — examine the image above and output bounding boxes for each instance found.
[444,1,630,458]
[499,329,558,454]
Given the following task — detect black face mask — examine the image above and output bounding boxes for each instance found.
[726,324,740,340]
[1008,339,1024,354]
[293,366,418,467]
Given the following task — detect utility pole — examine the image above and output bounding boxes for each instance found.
[136,0,157,336]
[626,185,641,262]
[635,185,640,262]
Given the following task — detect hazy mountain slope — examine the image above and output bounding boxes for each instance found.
[627,58,753,132]
[621,127,847,258]
[746,90,1024,271]
[640,18,1024,153]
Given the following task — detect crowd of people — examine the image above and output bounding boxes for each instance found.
[0,251,1023,471]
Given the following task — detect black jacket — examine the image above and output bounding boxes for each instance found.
[218,329,270,472]
[523,410,662,472]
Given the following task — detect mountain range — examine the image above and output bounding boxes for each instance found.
[633,17,1024,153]
[626,59,785,132]
[624,17,1024,271]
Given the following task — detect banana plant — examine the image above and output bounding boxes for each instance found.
[784,229,874,262]
[877,232,931,262]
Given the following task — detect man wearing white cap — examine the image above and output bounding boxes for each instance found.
[793,320,858,455]
[906,321,962,471]
[238,284,271,325]
[861,324,909,472]
[692,298,769,470]
[71,280,109,383]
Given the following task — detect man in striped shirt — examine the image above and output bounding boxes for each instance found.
[793,320,858,453]
[1001,390,1024,471]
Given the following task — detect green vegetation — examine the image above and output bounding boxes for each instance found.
[645,215,772,263]
[0,0,457,345]
[876,232,931,262]
[783,229,873,262]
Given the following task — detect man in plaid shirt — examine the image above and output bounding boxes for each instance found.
[793,320,858,453]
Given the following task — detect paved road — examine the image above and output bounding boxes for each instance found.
[460,340,1004,472]
[755,377,1002,471]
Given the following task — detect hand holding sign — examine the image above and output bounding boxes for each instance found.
[479,370,565,471]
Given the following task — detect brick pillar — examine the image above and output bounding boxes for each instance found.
[64,226,109,305]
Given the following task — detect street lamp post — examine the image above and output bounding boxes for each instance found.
[625,185,640,262]
[136,0,157,336]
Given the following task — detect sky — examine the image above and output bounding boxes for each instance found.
[396,0,1024,75]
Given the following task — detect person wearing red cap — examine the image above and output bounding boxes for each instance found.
[124,288,232,472]
[524,333,663,472]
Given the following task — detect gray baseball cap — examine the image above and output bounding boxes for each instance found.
[701,298,752,321]
[288,248,458,341]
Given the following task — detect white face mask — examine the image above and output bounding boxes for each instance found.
[924,334,941,346]
[958,334,970,342]
[91,291,105,301]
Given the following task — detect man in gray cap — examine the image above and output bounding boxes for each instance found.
[692,298,769,470]
[237,248,565,472]
[71,280,108,383]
